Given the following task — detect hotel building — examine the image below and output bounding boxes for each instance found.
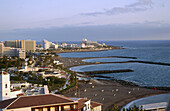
[5,40,36,52]
[0,42,25,59]
[42,40,58,50]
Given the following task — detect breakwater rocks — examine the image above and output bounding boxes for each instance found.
[77,69,134,75]
[106,56,137,59]
[142,86,170,91]
[134,60,170,66]
[112,79,139,87]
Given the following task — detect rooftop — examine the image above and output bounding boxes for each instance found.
[0,94,102,110]
[0,94,76,109]
[0,71,9,75]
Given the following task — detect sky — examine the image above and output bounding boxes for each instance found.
[0,0,170,41]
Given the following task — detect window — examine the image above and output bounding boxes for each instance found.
[6,93,7,95]
[5,84,7,88]
[64,105,70,110]
[55,106,59,111]
[39,108,43,111]
[48,107,50,111]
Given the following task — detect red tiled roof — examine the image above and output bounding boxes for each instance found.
[16,93,24,97]
[91,101,102,108]
[0,98,17,109]
[78,98,89,109]
[0,94,102,110]
[0,71,8,75]
[5,94,75,109]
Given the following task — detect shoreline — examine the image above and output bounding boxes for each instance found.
[54,50,170,110]
[54,56,170,70]
[55,55,170,89]
[51,46,124,54]
[64,79,170,110]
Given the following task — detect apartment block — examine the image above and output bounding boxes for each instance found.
[42,40,58,50]
[5,40,36,52]
[0,42,25,59]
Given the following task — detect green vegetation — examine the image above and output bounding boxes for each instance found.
[57,81,76,94]
[7,52,77,93]
[43,76,65,91]
[10,70,66,92]
[0,55,24,70]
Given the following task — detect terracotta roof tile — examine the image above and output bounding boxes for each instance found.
[7,94,75,109]
[0,98,17,109]
[91,101,102,108]
[0,71,8,75]
[78,98,89,109]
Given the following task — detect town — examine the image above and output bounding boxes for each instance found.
[0,39,170,111]
[0,39,110,111]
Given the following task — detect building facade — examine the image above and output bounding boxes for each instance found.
[0,42,4,56]
[0,94,102,111]
[0,71,22,101]
[5,40,36,52]
[0,42,25,59]
[81,39,102,48]
[0,71,11,101]
[42,40,58,50]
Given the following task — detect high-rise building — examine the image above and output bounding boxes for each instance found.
[42,40,58,50]
[5,40,36,52]
[0,42,4,56]
[81,38,100,47]
[0,42,25,59]
[24,40,36,52]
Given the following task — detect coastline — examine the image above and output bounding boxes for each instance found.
[50,46,124,54]
[55,55,170,110]
[64,79,170,110]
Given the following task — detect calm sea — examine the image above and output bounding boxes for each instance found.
[59,40,170,87]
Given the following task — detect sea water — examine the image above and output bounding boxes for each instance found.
[59,40,170,87]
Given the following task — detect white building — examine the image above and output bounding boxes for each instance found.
[11,82,31,89]
[42,40,58,50]
[53,60,63,65]
[80,43,86,48]
[0,71,11,100]
[77,98,91,111]
[81,38,101,47]
[61,42,67,48]
[0,71,22,101]
[0,42,25,59]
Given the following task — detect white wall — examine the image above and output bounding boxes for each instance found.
[84,100,91,111]
[92,106,102,111]
[10,90,22,98]
[0,73,11,101]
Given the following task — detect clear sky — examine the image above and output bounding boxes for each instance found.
[0,0,170,41]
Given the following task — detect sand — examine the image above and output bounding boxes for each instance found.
[54,57,170,110]
[64,80,169,110]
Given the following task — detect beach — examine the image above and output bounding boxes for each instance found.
[64,79,169,110]
[55,56,170,110]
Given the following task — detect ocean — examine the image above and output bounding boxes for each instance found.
[59,40,170,87]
